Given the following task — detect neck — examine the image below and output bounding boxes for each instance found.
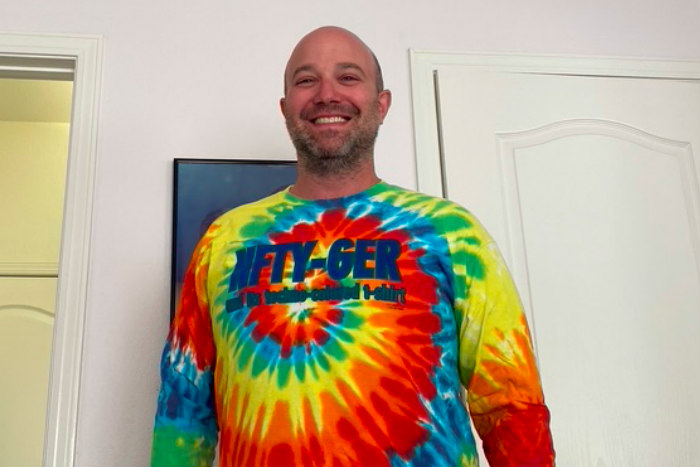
[290,161,380,200]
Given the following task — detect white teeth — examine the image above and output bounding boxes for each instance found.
[314,116,346,124]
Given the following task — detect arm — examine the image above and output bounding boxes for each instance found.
[151,230,219,467]
[456,240,555,467]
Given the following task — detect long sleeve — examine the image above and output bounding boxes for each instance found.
[151,230,219,467]
[456,240,555,467]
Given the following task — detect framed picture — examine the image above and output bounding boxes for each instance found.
[171,158,297,319]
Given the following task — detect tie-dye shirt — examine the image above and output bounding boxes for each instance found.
[151,182,554,467]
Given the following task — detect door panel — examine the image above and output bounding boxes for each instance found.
[0,277,56,467]
[433,64,700,466]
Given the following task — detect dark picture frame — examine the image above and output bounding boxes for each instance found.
[170,158,297,319]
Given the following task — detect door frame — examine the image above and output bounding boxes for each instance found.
[0,32,103,467]
[408,50,700,198]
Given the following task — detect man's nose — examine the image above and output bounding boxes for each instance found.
[313,78,340,104]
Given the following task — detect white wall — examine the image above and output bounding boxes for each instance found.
[1,1,698,465]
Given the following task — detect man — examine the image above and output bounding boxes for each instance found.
[152,26,555,467]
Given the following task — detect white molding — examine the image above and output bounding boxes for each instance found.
[0,262,59,277]
[0,32,103,467]
[409,50,443,197]
[497,118,700,336]
[408,50,700,200]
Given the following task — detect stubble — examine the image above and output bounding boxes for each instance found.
[285,102,381,177]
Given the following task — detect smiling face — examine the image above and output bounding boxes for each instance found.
[280,27,391,177]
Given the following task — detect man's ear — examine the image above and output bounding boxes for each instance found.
[377,90,392,123]
[279,97,287,117]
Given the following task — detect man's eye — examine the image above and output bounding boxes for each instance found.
[296,77,315,86]
[340,75,359,82]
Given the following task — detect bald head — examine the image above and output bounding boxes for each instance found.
[279,26,392,184]
[283,26,384,94]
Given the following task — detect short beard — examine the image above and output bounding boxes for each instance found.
[285,106,381,177]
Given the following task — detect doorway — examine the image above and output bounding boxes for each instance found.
[0,34,102,467]
[0,75,74,466]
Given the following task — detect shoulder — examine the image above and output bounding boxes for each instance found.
[204,189,293,241]
[377,183,488,236]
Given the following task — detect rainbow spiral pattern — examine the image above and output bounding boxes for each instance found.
[152,183,554,467]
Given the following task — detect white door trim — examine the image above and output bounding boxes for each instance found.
[0,32,103,467]
[408,50,700,198]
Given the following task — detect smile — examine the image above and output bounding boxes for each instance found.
[313,116,349,124]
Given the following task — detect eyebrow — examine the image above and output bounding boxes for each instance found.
[289,64,316,80]
[289,62,367,81]
[336,62,367,77]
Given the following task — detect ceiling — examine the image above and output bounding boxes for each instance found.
[0,78,73,123]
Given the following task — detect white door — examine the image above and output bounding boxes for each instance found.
[411,54,700,466]
[0,278,56,467]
